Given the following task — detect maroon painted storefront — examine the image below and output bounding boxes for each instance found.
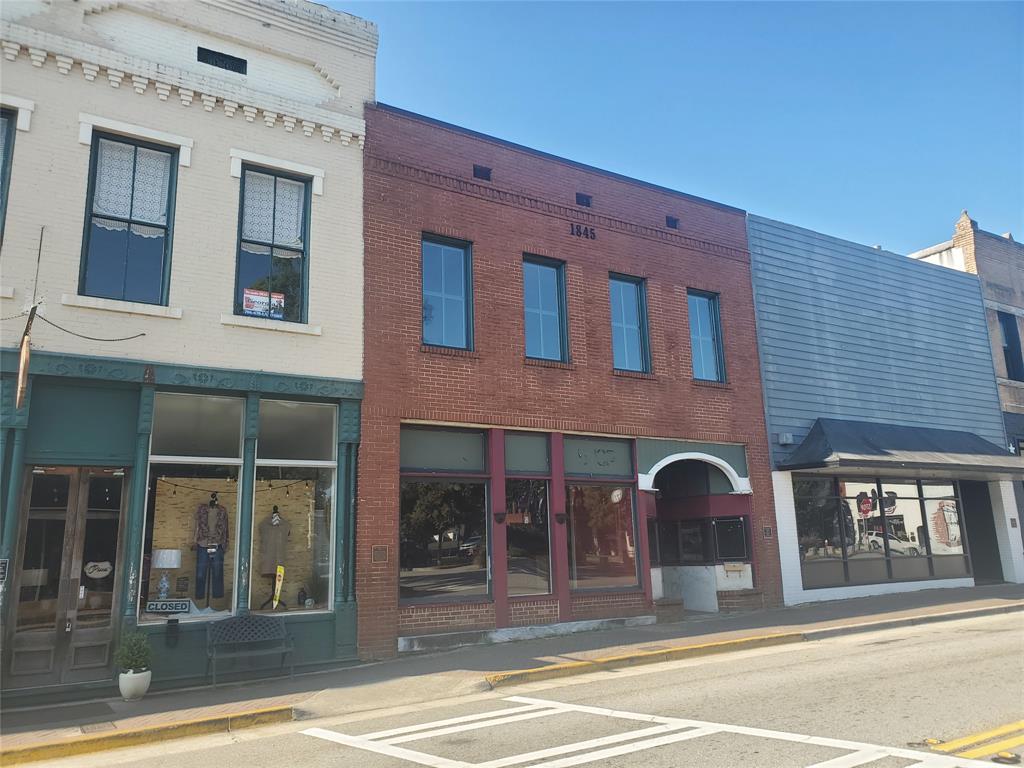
[357,104,782,659]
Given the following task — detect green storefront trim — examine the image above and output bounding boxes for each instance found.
[0,349,362,695]
[636,438,751,495]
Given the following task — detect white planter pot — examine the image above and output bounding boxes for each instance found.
[118,669,152,701]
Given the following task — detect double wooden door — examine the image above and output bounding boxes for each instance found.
[4,467,128,688]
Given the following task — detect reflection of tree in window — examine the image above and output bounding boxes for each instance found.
[400,482,486,567]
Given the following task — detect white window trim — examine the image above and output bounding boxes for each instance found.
[78,113,193,166]
[0,94,34,130]
[230,148,324,195]
[0,286,14,299]
[62,293,183,319]
[220,313,322,336]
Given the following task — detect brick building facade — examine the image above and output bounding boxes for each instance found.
[357,105,782,659]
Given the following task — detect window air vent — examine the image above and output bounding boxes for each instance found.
[575,193,592,208]
[473,165,492,181]
[666,216,679,230]
[197,47,247,75]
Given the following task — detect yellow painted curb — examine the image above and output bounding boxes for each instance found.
[0,705,294,765]
[485,632,805,688]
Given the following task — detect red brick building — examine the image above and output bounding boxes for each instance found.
[357,104,781,659]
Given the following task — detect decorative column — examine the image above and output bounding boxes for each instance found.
[0,377,31,623]
[120,385,154,626]
[488,429,508,628]
[235,393,259,614]
[636,489,656,607]
[549,432,571,621]
[335,400,360,654]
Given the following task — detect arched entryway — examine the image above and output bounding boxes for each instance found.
[645,457,754,615]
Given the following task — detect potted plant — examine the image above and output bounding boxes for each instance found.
[114,631,152,701]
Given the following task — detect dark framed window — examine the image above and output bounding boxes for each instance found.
[609,275,650,372]
[0,108,15,246]
[997,311,1024,381]
[80,133,177,305]
[649,517,748,566]
[235,165,310,323]
[523,256,568,362]
[399,426,489,602]
[688,290,726,382]
[422,236,472,349]
[794,475,969,590]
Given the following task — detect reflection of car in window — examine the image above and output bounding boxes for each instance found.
[865,531,919,556]
[459,535,482,559]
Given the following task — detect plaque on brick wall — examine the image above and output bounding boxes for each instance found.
[763,526,773,539]
[371,545,388,563]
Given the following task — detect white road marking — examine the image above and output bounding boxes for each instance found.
[383,707,562,745]
[524,727,720,768]
[475,723,693,768]
[302,695,995,768]
[300,726,471,768]
[359,703,550,741]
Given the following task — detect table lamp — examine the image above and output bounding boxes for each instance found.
[151,549,181,599]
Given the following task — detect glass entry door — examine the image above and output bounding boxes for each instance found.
[5,467,128,688]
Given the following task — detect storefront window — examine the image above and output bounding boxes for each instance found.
[251,468,333,612]
[566,484,637,589]
[399,480,488,599]
[140,393,244,623]
[795,475,970,589]
[922,482,968,577]
[652,518,747,566]
[794,478,847,588]
[140,464,239,623]
[505,479,551,595]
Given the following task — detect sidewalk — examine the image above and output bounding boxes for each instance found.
[3,583,1023,761]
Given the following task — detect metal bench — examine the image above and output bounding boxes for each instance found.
[206,614,294,687]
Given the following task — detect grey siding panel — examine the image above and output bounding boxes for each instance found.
[747,215,1007,468]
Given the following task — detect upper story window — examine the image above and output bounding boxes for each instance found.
[523,256,567,362]
[422,236,472,349]
[997,311,1024,381]
[609,275,650,372]
[688,289,726,382]
[235,166,309,323]
[80,134,177,305]
[0,108,15,245]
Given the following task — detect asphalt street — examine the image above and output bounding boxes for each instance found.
[38,612,1024,767]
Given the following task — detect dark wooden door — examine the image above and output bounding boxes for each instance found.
[5,467,128,688]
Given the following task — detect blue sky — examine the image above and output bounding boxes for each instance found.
[336,2,1022,254]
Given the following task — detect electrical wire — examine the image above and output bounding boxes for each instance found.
[37,313,146,342]
[0,311,28,321]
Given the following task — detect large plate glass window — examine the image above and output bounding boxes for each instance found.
[139,394,243,624]
[687,289,725,382]
[399,427,488,600]
[236,166,309,323]
[252,400,336,613]
[81,134,176,305]
[0,108,15,244]
[505,432,552,595]
[422,236,473,349]
[609,275,649,372]
[523,257,567,362]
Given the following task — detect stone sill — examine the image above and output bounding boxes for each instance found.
[997,377,1024,390]
[220,314,322,336]
[62,293,182,319]
[0,286,14,299]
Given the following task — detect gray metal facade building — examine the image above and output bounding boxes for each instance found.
[747,215,1024,603]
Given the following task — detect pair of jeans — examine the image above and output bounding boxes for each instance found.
[195,545,224,600]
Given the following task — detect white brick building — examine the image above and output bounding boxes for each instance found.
[0,0,376,695]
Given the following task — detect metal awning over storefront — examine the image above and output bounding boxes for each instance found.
[778,418,1024,480]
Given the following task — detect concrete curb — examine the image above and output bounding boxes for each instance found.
[0,705,294,765]
[485,602,1024,689]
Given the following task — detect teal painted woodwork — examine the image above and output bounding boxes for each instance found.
[236,393,259,613]
[26,379,138,464]
[563,436,633,477]
[121,386,154,620]
[0,349,363,400]
[636,438,749,478]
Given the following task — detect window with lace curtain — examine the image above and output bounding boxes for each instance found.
[80,133,177,305]
[235,166,310,324]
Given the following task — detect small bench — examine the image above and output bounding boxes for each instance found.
[206,614,294,687]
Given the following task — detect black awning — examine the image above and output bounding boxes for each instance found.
[778,418,1024,477]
